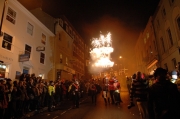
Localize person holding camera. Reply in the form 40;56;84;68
128;71;149;119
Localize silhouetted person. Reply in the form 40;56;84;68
148;68;180;119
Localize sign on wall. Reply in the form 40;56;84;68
18;54;29;62
36;46;45;51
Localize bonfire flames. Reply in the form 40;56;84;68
90;32;114;68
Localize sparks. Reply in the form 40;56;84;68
90;32;114;68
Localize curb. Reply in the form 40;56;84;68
22;94;89;118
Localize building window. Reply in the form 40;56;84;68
40;52;45;64
146;32;149;39
6;7;16;24
67;40;70;48
144;38;146;44
164;63;168;71
69;27;72;35
60;54;62;63
162;7;166;17
2;33;13;50
27;22;34;36
41;33;46;45
169;0;175;6
157;19;160;29
153;40;157;51
59;33;61;40
177;17;180;30
167;28;173;46
25;44;31;58
64;23;69;33
160;37;165;53
59;18;63;27
172;58;177;69
66;57;68;65
23;67;29;74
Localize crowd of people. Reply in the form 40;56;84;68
0;74;88;119
127;67;180;119
1;67;180;119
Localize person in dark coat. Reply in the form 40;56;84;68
90;80;97;105
71;80;80;108
148;67;180;119
129;71;149;119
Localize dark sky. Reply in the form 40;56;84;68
18;0;160;67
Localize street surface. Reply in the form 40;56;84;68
28;91;141;119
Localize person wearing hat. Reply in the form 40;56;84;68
148;67;180;119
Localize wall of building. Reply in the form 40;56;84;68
153;0;180;72
0;0;54;80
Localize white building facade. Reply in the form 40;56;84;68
0;0;54;80
153;0;180;72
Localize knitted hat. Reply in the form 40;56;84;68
154;67;167;78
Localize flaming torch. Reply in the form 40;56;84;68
90;32;114;68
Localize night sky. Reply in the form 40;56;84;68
18;0;160;71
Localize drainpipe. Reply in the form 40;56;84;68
53;19;58;81
0;0;7;37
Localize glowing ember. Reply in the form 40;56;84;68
90;32;114;67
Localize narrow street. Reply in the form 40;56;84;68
27;91;140;119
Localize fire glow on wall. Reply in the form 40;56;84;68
90;32;114;68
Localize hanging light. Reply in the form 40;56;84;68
2;65;6;69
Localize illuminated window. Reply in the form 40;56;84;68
40;52;45;64
27;22;34;36
2;33;13;51
6;7;16;24
25;44;31;58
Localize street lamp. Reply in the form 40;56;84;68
118;56;128;75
